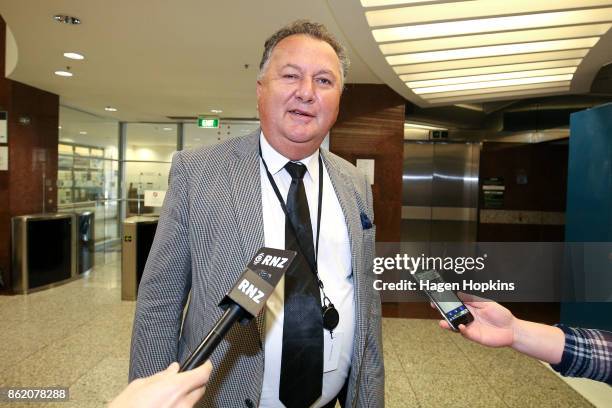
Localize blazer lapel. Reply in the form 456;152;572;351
320;150;367;366
228;129;267;343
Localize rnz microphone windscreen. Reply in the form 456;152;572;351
180;247;296;371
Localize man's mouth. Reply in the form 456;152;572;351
288;109;315;118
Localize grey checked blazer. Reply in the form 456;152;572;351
129;129;384;407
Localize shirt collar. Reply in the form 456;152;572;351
260;131;319;183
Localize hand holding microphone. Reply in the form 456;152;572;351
110;361;212;408
180;247;297;372
113;247;296;408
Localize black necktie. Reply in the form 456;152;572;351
279;161;323;408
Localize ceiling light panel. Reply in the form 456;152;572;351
361;0;465;6
420;81;572;99
386;37;599;65
366;0;612;27
404;122;448;130
379;24;612;55
425;86;571;104
393;50;589;74
399;59;582;81
454;104;484;112
371;7;612;42
361;0;611;105
407;67;577;88
63;52;85;60
414;74;573;94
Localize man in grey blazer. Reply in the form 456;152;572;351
129;20;383;407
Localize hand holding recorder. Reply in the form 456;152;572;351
435;292;564;363
436;292;514;348
412;269;474;331
435;293;612;385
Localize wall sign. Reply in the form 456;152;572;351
0;111;7;143
482;177;505;209
0;146;8;171
144;190;166;207
356;159;375;185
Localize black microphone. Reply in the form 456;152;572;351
179;247;297;372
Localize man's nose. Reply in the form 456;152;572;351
295;78;314;103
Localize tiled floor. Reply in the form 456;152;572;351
0;255;607;407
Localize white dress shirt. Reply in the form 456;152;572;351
258;133;355;408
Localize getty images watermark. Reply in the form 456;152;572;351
372;252;515;294
369;242;612;303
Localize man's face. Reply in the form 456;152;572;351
257;34;342;160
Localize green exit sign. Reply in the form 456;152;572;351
197;117;219;128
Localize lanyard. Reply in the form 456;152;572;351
259;142;340;334
258;143;323;281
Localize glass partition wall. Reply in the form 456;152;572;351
183;120;259;149
124;123;176;217
57;108;259;265
123;120;259;216
58;106;120;265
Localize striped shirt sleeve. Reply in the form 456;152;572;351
550;325;612;385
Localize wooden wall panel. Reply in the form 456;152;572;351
478;142;568;242
0;16;10;290
0;17;59;293
330;84;404;242
8;82;59;216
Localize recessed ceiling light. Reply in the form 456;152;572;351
211;109;223;114
163;127;173;131
399;59;583;82
454;104;484;112
54;70;73;77
105;106;117;112
361;0;434;6
420;80;572;99
404;122;447;130
79;131;87;135
413;74;574;95
53;15;81;25
407;67;577;89
425;86;570;104
392;49;589;75
386;37;600;65
379;23;612;55
63;52;84;60
368;4;612;31
58;126;62;129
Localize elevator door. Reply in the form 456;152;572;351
402;141;480;242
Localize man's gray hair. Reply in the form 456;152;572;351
258;20;350;86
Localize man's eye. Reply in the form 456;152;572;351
283;74;298;79
317;78;332;85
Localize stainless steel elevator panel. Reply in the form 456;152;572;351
432;143;479;208
402;141;480;242
402;143;434;241
403;142;433;207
